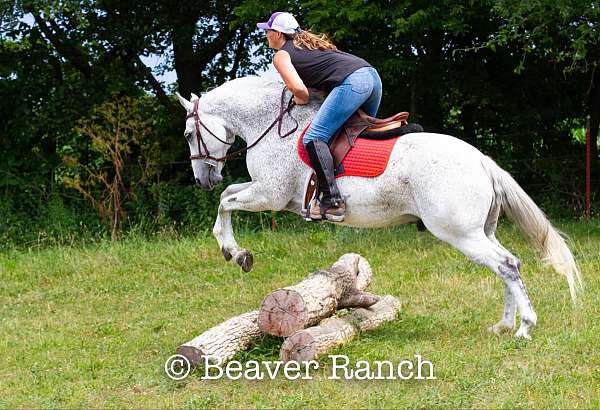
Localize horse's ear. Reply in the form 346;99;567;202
190;92;200;102
176;92;193;111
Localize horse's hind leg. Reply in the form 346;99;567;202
484;203;517;334
462;234;536;338
490;284;517;334
427;225;537;339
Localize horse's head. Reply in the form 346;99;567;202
176;92;232;190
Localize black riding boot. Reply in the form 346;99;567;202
305;140;346;222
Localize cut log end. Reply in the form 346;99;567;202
280;331;317;362
175;345;204;367
258;289;308;336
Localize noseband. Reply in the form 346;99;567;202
185;88;298;164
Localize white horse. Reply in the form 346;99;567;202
176;75;582;339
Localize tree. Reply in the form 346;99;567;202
0;0;269;241
60;96;159;240
491;0;600;190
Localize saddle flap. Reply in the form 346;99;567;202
297;126;400;179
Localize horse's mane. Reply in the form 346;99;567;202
200;74;323;119
202;75;284;101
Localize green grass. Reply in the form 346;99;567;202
1;219;599;408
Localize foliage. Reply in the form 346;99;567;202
1;0;598;246
489;0;600;184
59;96;160;240
491;0;599;72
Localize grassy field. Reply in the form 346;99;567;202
1;219;599;408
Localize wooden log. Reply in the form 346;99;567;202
176;310;262;367
279;295;401;362
258;253;380;337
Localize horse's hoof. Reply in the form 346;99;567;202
236;250;253;272
488;321;514;335
514;328;532;340
221;247;232;261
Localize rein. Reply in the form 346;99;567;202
186;87;298;164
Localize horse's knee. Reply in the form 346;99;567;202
212;216;225;238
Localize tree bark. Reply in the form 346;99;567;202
172;17;204;99
29;12;93;79
280;295;401;362
258;254;380;337
421;29;444;132
176;310;262;367
228;28;248;80
589;65;600;194
462;103;476;147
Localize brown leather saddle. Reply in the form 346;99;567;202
301;109;420;219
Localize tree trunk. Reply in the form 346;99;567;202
258;254;379;337
280;295;401;362
176;310;262;367
172;18;204;98
228;28;248;80
422;30;444;132
589;66;600;196
462;104;476;147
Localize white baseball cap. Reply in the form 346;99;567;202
256;12;300;34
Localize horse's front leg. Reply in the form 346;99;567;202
212;182;254;263
212;182;271;272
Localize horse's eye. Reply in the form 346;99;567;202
184;132;192;141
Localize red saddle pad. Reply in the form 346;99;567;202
297;123;400;178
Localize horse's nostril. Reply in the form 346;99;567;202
195;178;202;187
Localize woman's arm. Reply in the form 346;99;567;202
273;50;309;105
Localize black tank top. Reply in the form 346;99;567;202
280;40;371;92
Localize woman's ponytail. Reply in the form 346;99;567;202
284;30;337;51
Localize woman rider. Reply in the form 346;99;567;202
257;12;382;222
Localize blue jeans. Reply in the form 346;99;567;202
303;66;382;145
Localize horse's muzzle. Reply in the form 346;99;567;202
195;167;223;190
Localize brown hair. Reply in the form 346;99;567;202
283;30;337;51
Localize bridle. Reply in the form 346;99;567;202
186;99;232;164
185;87;298;165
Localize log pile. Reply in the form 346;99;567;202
176;253;400;366
258;253;381;337
280;295;401;362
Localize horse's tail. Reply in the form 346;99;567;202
481;155;583;302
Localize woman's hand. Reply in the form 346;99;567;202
293;93;309;105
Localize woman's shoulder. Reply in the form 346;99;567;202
273;49;291;63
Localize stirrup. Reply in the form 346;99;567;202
302;198;323;222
